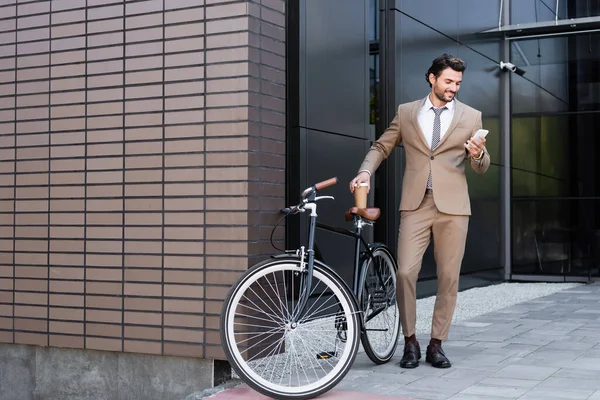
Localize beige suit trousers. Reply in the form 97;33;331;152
396;190;469;341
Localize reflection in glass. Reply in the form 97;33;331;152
511;32;600;277
511;0;600;25
370;54;379;127
369;0;379;42
392;5;502;282
369;0;380;132
511;0;566;25
512;199;600;277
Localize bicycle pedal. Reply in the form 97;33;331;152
372;289;387;303
316;351;336;359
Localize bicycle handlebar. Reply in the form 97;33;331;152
282;177;339;215
314;177;338;191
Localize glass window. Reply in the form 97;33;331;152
512;0;600;25
510;31;600;276
369;0;379;42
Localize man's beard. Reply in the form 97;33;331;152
434;87;455;103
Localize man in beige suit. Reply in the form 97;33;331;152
350;54;490;369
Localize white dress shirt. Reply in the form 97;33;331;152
418;96;455;149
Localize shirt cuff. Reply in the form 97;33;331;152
358;169;372;177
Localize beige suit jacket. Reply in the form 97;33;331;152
359;97;490;216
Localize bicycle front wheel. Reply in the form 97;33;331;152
220;259;360;400
359;245;401;364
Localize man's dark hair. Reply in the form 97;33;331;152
425;53;466;87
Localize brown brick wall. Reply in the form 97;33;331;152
0;0;285;360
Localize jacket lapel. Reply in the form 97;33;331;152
411;97;430;150
435;99;464;152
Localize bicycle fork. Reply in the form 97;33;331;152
290;204;317;325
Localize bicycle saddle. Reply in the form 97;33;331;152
344;207;381;222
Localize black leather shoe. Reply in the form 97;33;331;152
426;343;451;368
399;341;421;369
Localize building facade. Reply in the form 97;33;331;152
0;0;599;399
287;0;600;298
0;0;285;398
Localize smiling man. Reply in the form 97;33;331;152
350;54;490;369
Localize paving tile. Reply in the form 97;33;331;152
559;357;600;371
443;341;478;347
574;309;600;314
459;352;512;366
403;376;477;393
505;333;568;346
392;364;454;379
446;395;518;400
491;364;559;380
453;322;492;328
519;386;594;399
536;376;600;391
450;360;506;372
358;370;426;386
544;339;598;350
464;332;519;342
438;347;482;361
388;386;459;400
571;328;600;338
458;383;530;398
521;348;586;363
493;343;540;357
465;341;506;350
440;367;494;382
476;377;541;389
588;391;600;400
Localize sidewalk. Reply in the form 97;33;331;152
209;283;600;400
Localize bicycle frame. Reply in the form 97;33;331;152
316;219;394;329
289;188;382;325
315;220;374;296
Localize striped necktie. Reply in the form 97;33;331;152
427;106;447;189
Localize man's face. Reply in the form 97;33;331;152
430;67;462;103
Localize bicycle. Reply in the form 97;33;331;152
220;177;400;400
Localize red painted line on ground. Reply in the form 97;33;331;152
208;385;417;400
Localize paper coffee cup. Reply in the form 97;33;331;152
353;183;368;208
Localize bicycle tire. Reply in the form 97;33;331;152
220;258;360;400
358;244;401;364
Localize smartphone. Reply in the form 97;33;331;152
465;129;489;151
472;129;489;140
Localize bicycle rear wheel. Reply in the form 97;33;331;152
358;245;401;364
220;258;360;400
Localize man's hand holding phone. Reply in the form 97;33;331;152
465;129;487;159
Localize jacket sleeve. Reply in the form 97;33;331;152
469;111;490;174
358;107;403;175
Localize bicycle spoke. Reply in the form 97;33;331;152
240;294;286;327
241;331;285;362
300;299;344;325
271;270;291;321
254;274;290;322
234;324;283;343
296;332;329;379
246;286;286;324
233;313;285;328
250;334;288;375
266;336;287;383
